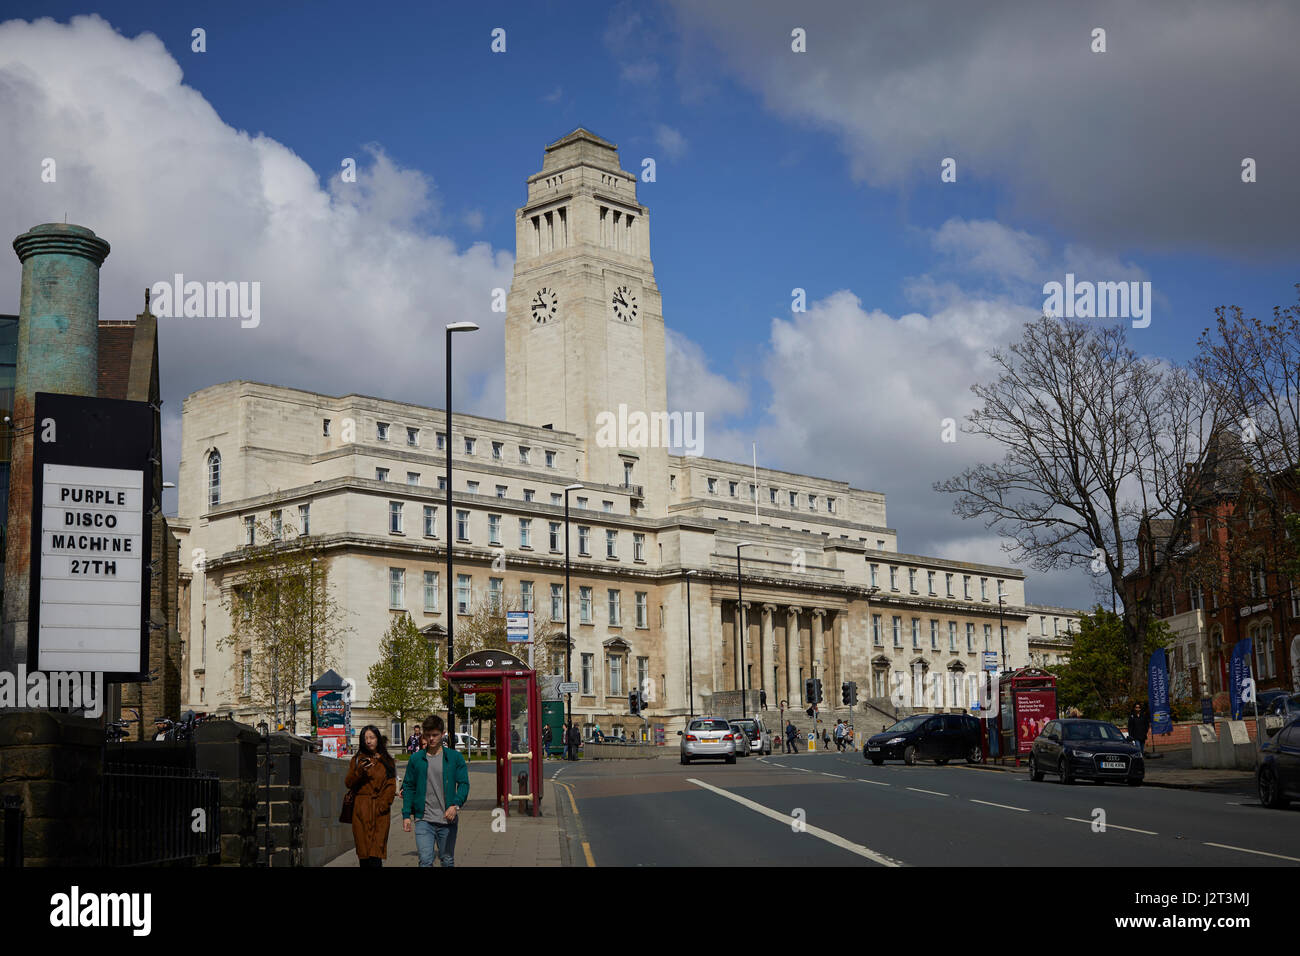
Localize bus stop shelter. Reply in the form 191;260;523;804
997;666;1058;766
444;648;543;818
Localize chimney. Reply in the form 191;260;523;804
2;223;111;669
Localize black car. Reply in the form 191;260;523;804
1029;718;1143;786
864;713;982;766
1257;714;1300;810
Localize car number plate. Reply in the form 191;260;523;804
868;746;880;751
1101;760;1124;769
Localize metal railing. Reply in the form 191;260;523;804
101;763;221;866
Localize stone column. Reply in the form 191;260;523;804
738;600;752;696
810;608;825;695
4;223;111;670
708;601;723;702
761;604;776;706
786;607;803;704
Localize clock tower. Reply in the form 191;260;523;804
505;129;669;513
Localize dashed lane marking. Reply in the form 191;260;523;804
686;777;905;867
1065;817;1157;836
970;799;1029;812
907;787;949;797
1203;842;1300;863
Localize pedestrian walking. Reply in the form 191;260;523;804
344;725;397;867
784;721;798;753
1127;702;1150;755
542;723;553;758
401;715;470;867
847;726;856;751
566;720;580;760
405;729;422;754
822;728;831;750
834;720;845;752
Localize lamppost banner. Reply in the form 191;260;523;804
1148;648;1172;735
1228;638;1253;720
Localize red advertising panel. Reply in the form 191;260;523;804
315;688;348;756
1014;689;1057;754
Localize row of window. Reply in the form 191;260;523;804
571;650;650;698
870;566;1008;604
871;615;1007;654
326;419;560;469
703;476;837;514
375;472;620;514
388;569;652;628
385;502;647;558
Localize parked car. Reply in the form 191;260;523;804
729;721;753;756
864;713;982;766
1257;714;1300;809
1029;718;1143;786
1264;693;1300;721
453;732;490;754
679;717;738;765
729;717;772;755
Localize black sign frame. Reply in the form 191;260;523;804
29;391;154;682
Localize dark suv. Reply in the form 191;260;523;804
865;713;982;765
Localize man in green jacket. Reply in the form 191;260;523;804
402;715;471;866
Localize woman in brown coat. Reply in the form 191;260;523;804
345;725;397;866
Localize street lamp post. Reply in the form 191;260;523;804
997;589;1007;668
736;542;757;721
310;556;318;734
444;322;479;746
564;483;583;744
685;570;698;719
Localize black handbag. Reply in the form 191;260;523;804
339;789;355;824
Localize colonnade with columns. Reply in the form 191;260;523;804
713;600;846;707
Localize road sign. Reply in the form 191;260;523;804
506;610;532;643
557;681;580;694
464;693;476;708
983;651;999;672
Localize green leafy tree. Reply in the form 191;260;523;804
218;513;348;728
1053;606;1172;721
367;612;440;729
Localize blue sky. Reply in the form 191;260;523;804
2;1;1297;608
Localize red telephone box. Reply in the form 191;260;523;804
444;648;543;818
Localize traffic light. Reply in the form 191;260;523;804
628;689;639;715
637;690;647;713
848;681;858;706
842;682;851;705
813;678;823;704
806;706;815;718
804;678;816;703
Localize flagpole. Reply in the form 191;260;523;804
752;442;759;520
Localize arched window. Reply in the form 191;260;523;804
208;449;222;507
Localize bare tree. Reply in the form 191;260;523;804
218;514;348;727
934;316;1226;690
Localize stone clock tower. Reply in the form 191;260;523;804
505;129;669;513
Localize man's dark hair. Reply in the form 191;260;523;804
422;714;445;733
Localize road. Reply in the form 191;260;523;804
547;749;1300;867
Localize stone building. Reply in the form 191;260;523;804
175;130;1078;742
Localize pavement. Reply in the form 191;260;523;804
325;762;564;867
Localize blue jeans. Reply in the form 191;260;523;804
414;818;458;867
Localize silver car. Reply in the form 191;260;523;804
729;722;752;757
679;717;738;765
729;717;772;755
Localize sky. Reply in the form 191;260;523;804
1;1;1297;610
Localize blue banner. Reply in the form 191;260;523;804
1148;649;1173;735
1228;638;1253;720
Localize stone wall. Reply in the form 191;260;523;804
0;711;102;867
301;752;353;866
582;741;662;760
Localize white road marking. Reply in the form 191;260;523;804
907;787;949;797
1065;817;1157;836
856;778;891;787
1203;842;1300;863
970;799;1029;812
686;778;904;867
822;772;845;778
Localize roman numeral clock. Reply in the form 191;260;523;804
531;286;558;324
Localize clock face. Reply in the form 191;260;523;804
531;287;558;324
612;285;638;322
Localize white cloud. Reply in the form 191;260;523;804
0;15;514;500
654;124;688;160
463;209;485;232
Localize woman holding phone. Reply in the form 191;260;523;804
345;725;397;867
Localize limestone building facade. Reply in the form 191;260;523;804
175;130;1076;742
